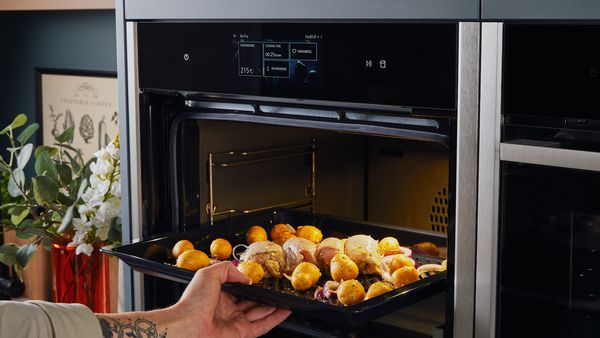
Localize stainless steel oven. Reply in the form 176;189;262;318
114;1;480;337
477;23;600;338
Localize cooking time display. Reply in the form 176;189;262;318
236;33;321;82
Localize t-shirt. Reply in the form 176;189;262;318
0;300;103;338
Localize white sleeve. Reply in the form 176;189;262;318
27;300;104;338
0;301;54;338
0;300;103;338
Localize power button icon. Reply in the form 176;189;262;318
183;53;190;61
379;59;386;69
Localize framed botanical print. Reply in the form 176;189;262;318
36;69;118;161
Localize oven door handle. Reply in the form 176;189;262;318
500;142;600;172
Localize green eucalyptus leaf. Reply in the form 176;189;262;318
22;227;52;238
64;150;81;173
77;179;88;200
16;123;39;144
0;243;19;266
51;211;61;222
35;151;58;178
53;143;80;154
32;175;59;205
7;168;24;198
0;114;27;135
15;229;33;240
8;205;25;216
34;146;59;158
13;265;24;281
16;243;37;268
10;207;29;225
57;192;74;207
18;218;38;229
16;143;33;170
56;163;72;184
55;127;74;144
58;205;74;233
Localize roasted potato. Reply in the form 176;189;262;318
388;254;414;273
237;261;265;284
271;223;296;245
378;237;400;256
210;238;232;260
176;250;209;271
172;240;194;258
391;266;419;288
291;272;313;291
337;279;365;306
412;242;440;256
276;231;296;245
293;262;321;285
246;225;268;244
296;225;323;244
365;282;393;300
330;253;359;282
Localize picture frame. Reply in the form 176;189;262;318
35;68;118;161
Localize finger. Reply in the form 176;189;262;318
244;305;277;322
224;262;252;284
247;308;292;337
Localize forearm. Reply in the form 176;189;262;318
96;305;188;338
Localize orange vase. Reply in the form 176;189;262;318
51;243;110;313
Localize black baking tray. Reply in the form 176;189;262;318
102;209;447;326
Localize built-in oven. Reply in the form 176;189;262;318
477;23;600;337
113;2;480;337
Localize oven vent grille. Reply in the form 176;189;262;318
430;187;448;233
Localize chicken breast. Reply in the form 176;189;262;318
315;237;344;269
239;241;285;278
344;234;383;275
282;237;317;273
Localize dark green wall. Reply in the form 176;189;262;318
0;10;116;149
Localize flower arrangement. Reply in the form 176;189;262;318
0;114;121;278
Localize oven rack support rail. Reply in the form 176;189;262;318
206;140;317;224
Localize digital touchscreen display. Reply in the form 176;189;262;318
234;32;323;87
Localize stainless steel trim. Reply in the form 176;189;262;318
500;143;600;172
124;0;478;20
476;22;503;338
126;21;145;311
454;22;480;338
115;0;133;313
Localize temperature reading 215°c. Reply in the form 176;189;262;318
240;67;255;75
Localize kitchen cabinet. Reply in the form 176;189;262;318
482;0;600;20
124;0;479;20
0;0;113;11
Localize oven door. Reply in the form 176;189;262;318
496;146;600;338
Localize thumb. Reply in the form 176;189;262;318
218;261;251;285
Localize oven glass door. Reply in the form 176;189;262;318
497;162;600;337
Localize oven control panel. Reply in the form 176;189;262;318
138;23;457;111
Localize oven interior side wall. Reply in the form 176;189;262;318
196;120;366;225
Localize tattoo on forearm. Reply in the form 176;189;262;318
98;317;167;338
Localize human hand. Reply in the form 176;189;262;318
174;261;291;338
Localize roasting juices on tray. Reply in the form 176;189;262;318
168;223;447;306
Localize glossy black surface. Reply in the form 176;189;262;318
502;24;600;151
498;163;600;337
138;23;457;111
104;209;447;326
